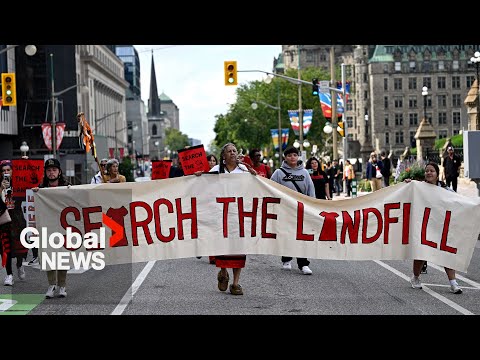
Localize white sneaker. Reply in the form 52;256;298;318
410;276;422;289
17;266;25;280
450;283;462;294
301;266;313;275
58;287;67;298
4;274;13;286
45;285;57;298
282;261;292;270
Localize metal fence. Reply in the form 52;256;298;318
424;147;463;164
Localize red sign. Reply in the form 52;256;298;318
177;144;209;175
11;159;44;198
151;160;172;180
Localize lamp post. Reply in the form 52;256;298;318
470;51;480;130
20;141;29;158
297;45;304;152
422;86;428;122
0;45;37;56
251;95;282;159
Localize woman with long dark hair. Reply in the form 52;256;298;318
305;157;331;200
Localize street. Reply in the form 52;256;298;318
1;178;479;315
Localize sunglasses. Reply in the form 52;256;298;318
100;164;107;167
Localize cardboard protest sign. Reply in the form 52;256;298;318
11;159;44;198
151;160;172;180
177;144;209;175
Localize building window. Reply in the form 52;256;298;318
384;114;389;126
438;60;444;71
394;97;403;108
320;51;326;61
453;60;459;70
438;112;447;125
408;78;417;90
438;77;446;89
423;77;431;89
467;76;475;88
409;61;416;72
395;62;401;72
426;96;432;108
423;61;431;72
395;113;403;126
306;50;314;62
346;98;353;111
437;95;447;107
363;73;368;83
384;78;388;91
410;131;416;147
347;134;354;140
395;131;404;144
453;129;460;136
409;113;418;126
409;96;417;108
385;132;390;144
384;96;389;109
394;78;402;90
438;130;448;139
452;76;460;89
364;90;368;100
452;112;461;125
383;64;389;73
452;94;461;107
152;124;157;136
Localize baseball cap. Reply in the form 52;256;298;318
447;146;453;151
45;158;61;169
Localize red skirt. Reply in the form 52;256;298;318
215;255;246;269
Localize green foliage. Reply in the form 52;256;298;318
358;178;371;192
119;157;134;182
213;66;338;158
434;133;463;150
398;163;425;182
165;128;190;152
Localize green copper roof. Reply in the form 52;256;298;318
369;45;480;63
159;92;172;101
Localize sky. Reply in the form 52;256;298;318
134;45;282;147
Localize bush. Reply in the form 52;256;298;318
398;163;425;182
358;178;372;192
119;157;135;182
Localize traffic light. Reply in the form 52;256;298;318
312;78;319;96
224;61;238;86
1;73;16;106
337;120;345;137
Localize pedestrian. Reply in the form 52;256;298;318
343;159;354;197
248;148;272;179
103;159;126;183
194;143;257;295
380;151;391;187
90;158;108;184
405;161;462;294
305;157;331;200
325;161;335;199
332;159;343;196
443;146;461;192
270;146;315;275
1;160;28;286
365;152;384;192
32;158;72;298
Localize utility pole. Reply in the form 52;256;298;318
297;45;303;152
50;53;57;158
330;47;338;161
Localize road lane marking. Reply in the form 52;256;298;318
374;260;475;315
427;262;480;289
110;261;156;315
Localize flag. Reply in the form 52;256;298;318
288;110;299;135
270;128;289;151
41;123;66;151
303;109;313;136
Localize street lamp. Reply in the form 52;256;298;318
251;96;282;159
20;141;29;158
0;45;37;56
422;86;428;122
470;51;480;130
154;141;160;160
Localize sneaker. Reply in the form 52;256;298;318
196;256;202;259
301;266;313;275
450;283;462;294
17;266;25;280
3;274;13;286
421;262;428;274
45;285;57;299
58;287;67;298
282;261;292;270
28;257;38;265
410;276;422;289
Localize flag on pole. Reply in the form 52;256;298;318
288;110;299;135
270;128;289;151
303;109;313;136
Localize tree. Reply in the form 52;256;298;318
119;157;135;182
165;128;190;153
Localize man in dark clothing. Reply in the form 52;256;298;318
443;146;461;192
380;151;391;187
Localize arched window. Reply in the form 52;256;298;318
152;124;157;136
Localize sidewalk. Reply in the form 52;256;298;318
331;177;479;201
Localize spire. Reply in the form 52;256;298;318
148;52;161;117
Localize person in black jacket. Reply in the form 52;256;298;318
443;146;461;192
380;151;391;187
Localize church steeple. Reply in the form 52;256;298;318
148;51;162;117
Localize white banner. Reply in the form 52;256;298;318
33;176;480;272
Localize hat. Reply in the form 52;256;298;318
283;146;300;157
44;158;61;169
447;146;453;151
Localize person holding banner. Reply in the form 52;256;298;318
90;158;108;184
195;143;256;295
1;160;29;286
406;162;462;294
248;149;272;179
32;158;72;298
271;146;315;275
